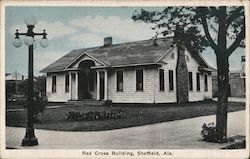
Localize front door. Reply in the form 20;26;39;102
78;71;91;99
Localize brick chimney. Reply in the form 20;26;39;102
174;26;189;104
176;43;189;104
104;37;112;46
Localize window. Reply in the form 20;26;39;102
117;70;123;91
169;70;174;91
65;74;69;93
159;69;164;91
52;75;56;93
136;69;143;91
205;74;208;92
196;73;200;91
189;72;193;91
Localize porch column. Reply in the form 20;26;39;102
104;70;108;100
69;72;72;100
96;70;100;100
75;71;78;100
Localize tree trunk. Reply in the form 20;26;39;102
215;6;229;143
216;54;229;143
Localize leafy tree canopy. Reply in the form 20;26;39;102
132;7;245;56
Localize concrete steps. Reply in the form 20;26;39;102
66;99;105;106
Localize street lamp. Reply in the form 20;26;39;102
13;16;49;146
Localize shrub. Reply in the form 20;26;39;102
201;122;218;142
24;92;47;122
33;93;47;115
66;110;124;121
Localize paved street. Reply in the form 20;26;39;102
6;110;245;149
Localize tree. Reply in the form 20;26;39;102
132;6;245;142
20;75;47;121
33;75;47;122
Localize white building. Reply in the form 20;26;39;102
41;36;213;103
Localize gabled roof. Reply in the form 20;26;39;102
40;48;89;73
40;37;211;73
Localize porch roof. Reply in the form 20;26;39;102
40;37;211;73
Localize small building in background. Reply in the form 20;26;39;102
5;71;46;102
212;56;246;98
5;71;27;102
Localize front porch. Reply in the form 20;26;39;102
67;60;108;101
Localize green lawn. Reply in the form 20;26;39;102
6;101;245;131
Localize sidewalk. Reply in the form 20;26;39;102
7;97;245;112
6;104;69;112
213;97;245;103
6;111;246;149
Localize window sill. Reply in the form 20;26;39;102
116;90;123;92
136;90;144;92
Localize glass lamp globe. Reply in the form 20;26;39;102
24;16;37;26
13;38;22;48
24;36;34;46
40;38;49;48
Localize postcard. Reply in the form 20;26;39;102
1;0;249;158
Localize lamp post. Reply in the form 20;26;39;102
13;16;49;146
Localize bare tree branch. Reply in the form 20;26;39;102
201;16;218;51
227;27;245;57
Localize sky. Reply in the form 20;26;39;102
5;6;245;76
